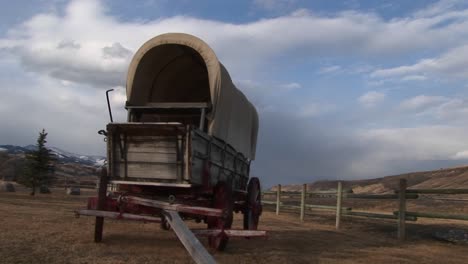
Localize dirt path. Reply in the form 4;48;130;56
0;190;467;263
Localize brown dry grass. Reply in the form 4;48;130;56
1;189;468;263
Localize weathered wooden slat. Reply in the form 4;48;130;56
263;201;352;211
262;190;353;196
403;211;468;221
399;189;468;194
345;211;417;221
127;196;223;217
126;102;210;109
344;193;419;199
78;209;162;222
110;181;191;188
300;184;306;222
117;163;179;180
336;182;343;230
398;179;407;241
191;229;267;237
164;210;216;264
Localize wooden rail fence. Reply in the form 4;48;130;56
262;179;468;241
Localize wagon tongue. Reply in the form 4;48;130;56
76;195;267;264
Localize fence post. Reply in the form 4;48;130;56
335;181;343;230
276;184;281;215
398;178;407;241
300;184;307;221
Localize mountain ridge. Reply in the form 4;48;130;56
0;144;105;167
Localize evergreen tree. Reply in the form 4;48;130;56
18;129;55;195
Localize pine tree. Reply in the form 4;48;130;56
19;129;55;195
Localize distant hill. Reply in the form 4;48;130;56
271;165;468;194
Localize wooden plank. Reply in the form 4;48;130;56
110;181;192;188
345;211;417;221
164;210;216;264
95;168;108;243
305;204;352;211
276;184;281;215
405;211;468;221
300;184;306;222
263;190;353;196
402;189;468;194
78;210;161;222
126;102;210;109
117;163;178;180
127;196;223;217
398;179;407;241
336;182;343;230
345;193;419;199
191;229;267;237
262;201;352;211
309;190;353;195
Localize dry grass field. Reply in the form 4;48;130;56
1;187;468;264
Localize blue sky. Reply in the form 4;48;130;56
1;0;468;187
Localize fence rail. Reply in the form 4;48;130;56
263;179;468;241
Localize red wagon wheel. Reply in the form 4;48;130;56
207;182;233;251
243;177;262;230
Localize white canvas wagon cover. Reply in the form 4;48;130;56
126;33;258;159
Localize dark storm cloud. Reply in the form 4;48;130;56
251;111;366;188
17;48;128;88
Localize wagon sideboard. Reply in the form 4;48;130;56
107;122;250;192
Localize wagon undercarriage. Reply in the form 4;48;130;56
76;169;265;263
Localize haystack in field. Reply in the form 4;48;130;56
2;182;15;192
66;187;80;195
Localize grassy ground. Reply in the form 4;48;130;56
1;188;467;264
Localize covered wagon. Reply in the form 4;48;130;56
77;33;264;259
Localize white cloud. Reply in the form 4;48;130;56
413;0;467;18
318;65;341;74
451;150;468;160
359;126;468;160
399;95;447;110
398;95;468;124
401;75;427;81
349;125;468;176
3;0;468;88
358;91;385;107
278;82;301;90
371;45;468;81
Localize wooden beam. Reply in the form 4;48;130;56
335;181;343;230
126;102;211;109
300;184;306;222
164;210;216;264
345;211;417;221
191;229;267;237
126;196;223;217
398;179;407;241
405;211;468;221
276;184;281;215
401;189;468;194
345;193;419;199
262;201;352;211
110;180;192;188
95;168;108;243
78;210;161;222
